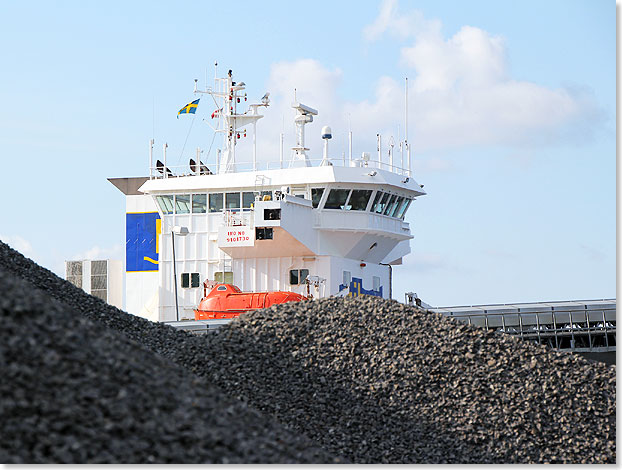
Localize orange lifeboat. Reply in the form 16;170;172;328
194;283;308;320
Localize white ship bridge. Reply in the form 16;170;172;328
110;68;425;322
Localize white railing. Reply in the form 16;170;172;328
223;210;252;228
149;157;412;179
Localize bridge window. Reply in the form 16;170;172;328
290;268;309;285
311;188;324;208
396;198;412;219
181;272;200;288
256;227;273;240
209;193;224;212
214;271;233;284
349;190;373;211
156;195;174;214
343;271;351;285
242;191;255;209
324;189;351;209
370;191;382;213
192;194;207;213
291;186;307;199
225;192;241;210
175;195;191;214
264;209;281;220
390;196;405;217
383;195;397;216
373;276;381;291
372;192;390;214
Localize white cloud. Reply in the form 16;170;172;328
363;0;440;42
249;59;344;164
356;6;603;152
69;244;124;262
0;234;35;258
246;3;601;168
402;25;507;92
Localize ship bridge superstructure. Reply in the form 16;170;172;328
114;68;426;322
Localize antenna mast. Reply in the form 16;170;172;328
405;77;411;176
404;77;408;144
348;114;352;164
194;67;267;173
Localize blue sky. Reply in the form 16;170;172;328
0;0;615;307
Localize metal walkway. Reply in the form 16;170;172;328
423;299;616;353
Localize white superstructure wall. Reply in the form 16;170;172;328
113;166;422;323
156;251;391;322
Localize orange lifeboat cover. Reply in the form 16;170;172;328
194;284;307;320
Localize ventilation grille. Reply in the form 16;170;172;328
67;261;83;275
91;276;107;290
91;260;107;275
66;261;83;289
90;260;107;301
91;290;108;302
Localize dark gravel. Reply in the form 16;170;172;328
210;298;616;463
0;247;336;463
0;240;616;463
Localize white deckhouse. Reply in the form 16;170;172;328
110;68;425;322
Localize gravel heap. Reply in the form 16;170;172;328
0;240;616;463
209;298;616;464
0;251;335;463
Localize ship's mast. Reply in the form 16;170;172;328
291;101;317;167
194;67;268;173
405;77;411;176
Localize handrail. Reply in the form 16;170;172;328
439;307;616;352
445;307;616;320
441;307;616;334
149;157;413;179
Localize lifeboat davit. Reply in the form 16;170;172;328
194;283;307;320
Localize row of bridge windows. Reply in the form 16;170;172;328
317;188;412;218
156;188;412;219
156;191;272;215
